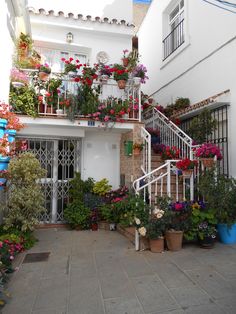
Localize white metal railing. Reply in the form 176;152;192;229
141;126;151;175
17;70;142;122
143;107;197;159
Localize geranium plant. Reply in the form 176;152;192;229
61;57;82;74
161;146;180;160
36;63;51;74
194;143;222;160
176;158;198;170
112;64;129;81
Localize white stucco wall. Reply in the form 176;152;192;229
82;131;121;188
28;0;133;24
138;0;236;176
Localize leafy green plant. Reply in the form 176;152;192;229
9;85;38;117
198;170;236;226
187;109;217;144
69;172;94;203
3;152;46;232
64;201;91;229
164;97;190;117
93;178;111;196
113;64;129;81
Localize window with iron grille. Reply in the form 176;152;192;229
163;0;185;60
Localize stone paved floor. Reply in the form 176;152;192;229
2;228;236;314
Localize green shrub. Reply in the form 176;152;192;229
64;202;91;229
93;178;111;196
3;152;46;232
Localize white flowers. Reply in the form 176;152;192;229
134;217;141;225
138;226;147;237
153;207;165;219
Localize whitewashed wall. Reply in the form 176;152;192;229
28;0;133;24
82;131;121;188
138;0;236;176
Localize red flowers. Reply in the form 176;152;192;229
161;146;180;160
176;158;198;170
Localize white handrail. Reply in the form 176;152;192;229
141;126;151;175
143;107;197;159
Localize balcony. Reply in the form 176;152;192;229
10;70;142;127
163;19;185;61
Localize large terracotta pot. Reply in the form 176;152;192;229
117;80;126;89
182;169;193;177
165;230;183;251
149;237;164;253
39;71;49;81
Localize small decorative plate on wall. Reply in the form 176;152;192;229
96;51;109;64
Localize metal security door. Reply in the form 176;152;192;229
23;138;80;223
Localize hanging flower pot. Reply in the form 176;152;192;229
0;156;10;171
117;80;126;89
201;158;215;168
122;58;129;67
133;147;141;156
0;119;7;139
149;237;164;253
182;169;193;177
39;72;49;81
5;129;16;143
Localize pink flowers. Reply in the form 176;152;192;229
194;143;222;160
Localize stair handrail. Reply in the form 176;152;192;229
141;126;151;174
143;107;197;159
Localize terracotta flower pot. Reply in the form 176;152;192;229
149;237;164;253
39;71;49;81
201;158;215;168
122;57;129;67
165;230;183;251
133;148;141;156
91;223;98;231
117;80;126;89
182;169;193;177
140;236;150;250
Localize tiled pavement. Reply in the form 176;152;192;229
2;228;236;314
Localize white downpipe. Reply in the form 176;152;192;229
135;229;139;251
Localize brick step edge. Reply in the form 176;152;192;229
117;224;135;244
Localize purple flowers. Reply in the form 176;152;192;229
132;64;149;84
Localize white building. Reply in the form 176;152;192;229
7;0;144;223
138;0;236;176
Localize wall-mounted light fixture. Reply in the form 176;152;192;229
66;32;73;43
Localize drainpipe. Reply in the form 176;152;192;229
11;0;31;36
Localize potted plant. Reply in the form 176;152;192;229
36;63;51;81
145;207;168;253
166;200;192;251
185;201;217;248
132;142;144;156
132;64;149;86
61;57;82;75
176;158;198;177
194;143;222;168
64;201;91;230
198;170;236;244
98;64;112;83
122;49;129;67
113;64;129;89
16;33;33;60
10;68;29;88
161;145;180;161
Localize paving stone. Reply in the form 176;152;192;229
68;277;104;314
2;294;37;314
183;303;228;313
132;275;180;313
147;310;184;314
99;269;134;299
169;285;212;308
152;262;195;288
214;295;236;314
167;252;204;270
33;275;69;310
42;258;69;278
32;307;67;314
121;254;154;278
186;268;236;299
213;262;236;280
104;296;144;314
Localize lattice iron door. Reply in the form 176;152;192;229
22;138;80;223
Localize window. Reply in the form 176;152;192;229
163;0;185;60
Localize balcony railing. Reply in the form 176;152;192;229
163;19;185;61
12;70;142;123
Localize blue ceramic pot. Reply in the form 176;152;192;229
0;118;7;139
5;129;16;143
151;135;160;146
0;156;10;171
217;223;236;244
